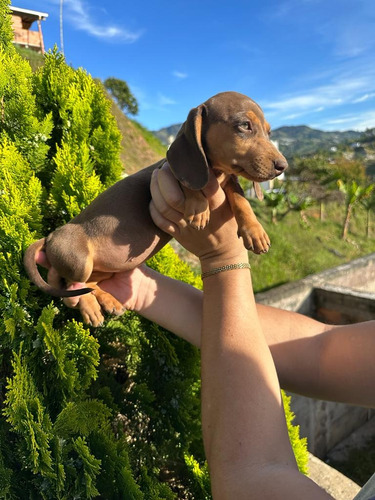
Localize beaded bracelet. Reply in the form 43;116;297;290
201;262;251;279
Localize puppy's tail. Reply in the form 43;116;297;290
23;238;93;298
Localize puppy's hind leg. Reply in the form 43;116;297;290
63;284;125;327
45;225;94;284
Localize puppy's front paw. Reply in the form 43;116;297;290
185;206;211;229
239;222;271;254
183;191;210;229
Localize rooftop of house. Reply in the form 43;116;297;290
10;5;48;23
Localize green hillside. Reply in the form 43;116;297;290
109;98;166;175
271;125;362;157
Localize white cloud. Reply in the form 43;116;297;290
173;71;188;79
262;76;371;114
352;93;375;104
284;113;302;120
312;109;375;131
283;106;325;121
158;94;176;106
62;0;142;42
263;93;338;113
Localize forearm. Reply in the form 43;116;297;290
259;304;375;407
133;265;202;347
200;267;331;498
200;269;295;481
132;267;375;407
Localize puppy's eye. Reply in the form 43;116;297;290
238;121;252;132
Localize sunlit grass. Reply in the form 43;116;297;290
250;201;375;292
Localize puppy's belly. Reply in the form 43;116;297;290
90;232;169;273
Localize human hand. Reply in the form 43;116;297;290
95;266;153;312
149;162;248;271
35;249;151;313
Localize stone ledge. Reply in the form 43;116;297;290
308;453;361;499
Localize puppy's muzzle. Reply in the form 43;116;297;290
274;158;288;176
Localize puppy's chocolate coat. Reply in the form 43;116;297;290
24;91;287;326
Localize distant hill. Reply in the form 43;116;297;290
271;125;362;157
153;123;362;158
152;124;182;147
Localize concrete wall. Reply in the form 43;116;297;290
287;395;374;457
315;286;375;324
256;253;375;318
255;253;375;458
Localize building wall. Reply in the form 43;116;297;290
11;14;42;51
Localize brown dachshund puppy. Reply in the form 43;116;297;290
24;91;287;326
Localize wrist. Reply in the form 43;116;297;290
201;262;251;279
200;249;249;275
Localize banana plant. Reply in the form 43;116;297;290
263;190;287;224
337;180;374;240
287;194;315;227
361;192;375;238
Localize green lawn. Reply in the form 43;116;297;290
249;201;375;292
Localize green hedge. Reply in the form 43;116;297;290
0;2;308;496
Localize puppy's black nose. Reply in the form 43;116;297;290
274;158;288;174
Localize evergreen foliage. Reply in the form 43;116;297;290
0;0;14;53
32;48;122;189
0;15;309;496
282;393;309;475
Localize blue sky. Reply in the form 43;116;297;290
14;0;375;132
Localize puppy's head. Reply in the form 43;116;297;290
167;91;288;190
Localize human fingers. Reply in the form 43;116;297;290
149;199;181;236
155;162;227;220
150;168;187;235
157;162;186;214
201;170;226;210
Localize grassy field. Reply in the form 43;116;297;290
249;201;375;292
174;201;375;293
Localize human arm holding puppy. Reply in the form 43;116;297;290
42;168;375;411
149;163;332;499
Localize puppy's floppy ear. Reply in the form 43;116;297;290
166;104;209;190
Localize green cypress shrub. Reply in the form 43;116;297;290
282;392;309;474
32;49;122;190
0;9;309;495
0;0;14;54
